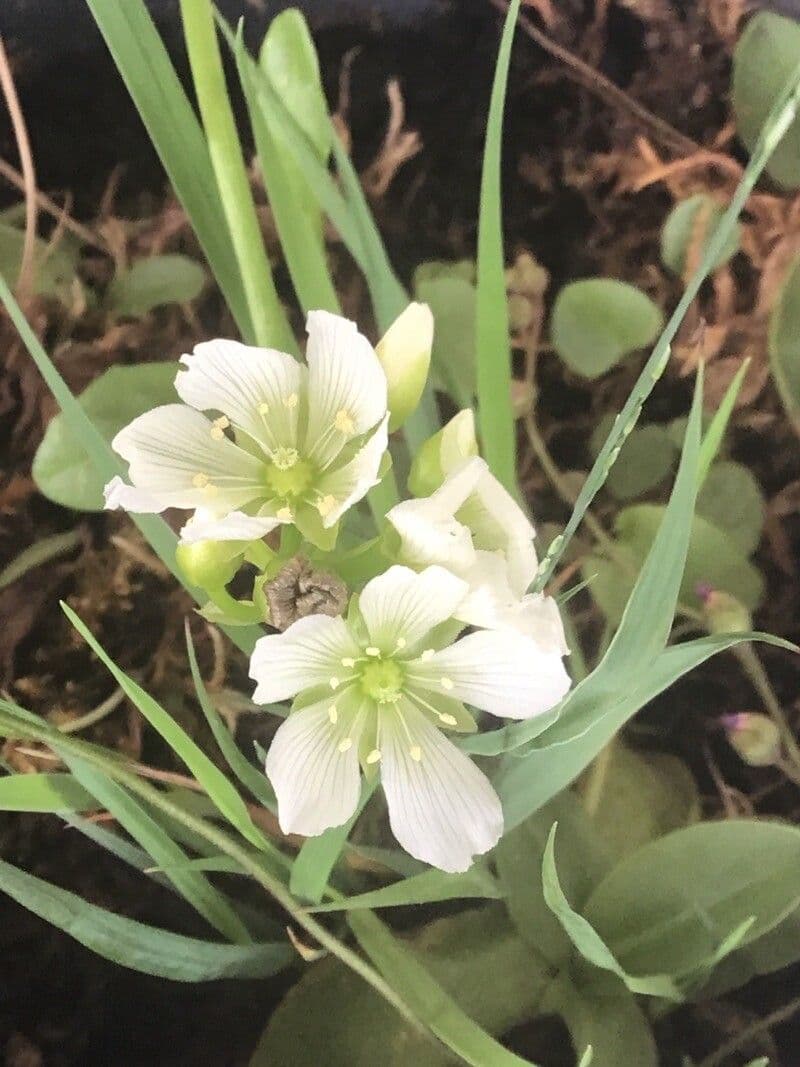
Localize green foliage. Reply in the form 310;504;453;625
660;194;740;276
551;279;663;379
733;13;800;189
33;362;178;511
309;865;501;913
584;820;800;988
0;855;290;981
586;504;764;624
413;260;476;406
696;460;765;555
253;909;545;1067
0;772;94;813
768;250;800;427
0;221;80;299
589;418;678;501
0;529;82;591
106;254;207;316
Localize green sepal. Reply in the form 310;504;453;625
295;504;340;552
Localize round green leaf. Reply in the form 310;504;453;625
551;279;663;379
590;417;678;501
33;362;178;511
733;13;800;189
769;250;800;425
696;461;765;555
107;254;207;317
585;504;764;624
660;194;740;276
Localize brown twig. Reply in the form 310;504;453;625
697;993;800;1067
0;35;38;300
0;157;107;251
488;0;699;156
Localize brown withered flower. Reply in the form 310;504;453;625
263;557;348;631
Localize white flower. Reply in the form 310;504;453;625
104;311;389;548
387;457;569;653
250;565;571;873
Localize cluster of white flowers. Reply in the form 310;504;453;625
106;310;571;872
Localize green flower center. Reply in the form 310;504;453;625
360;658;404;704
265;454;313;498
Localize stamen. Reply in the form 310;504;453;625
282;393;299;410
409;745;422;762
276;506;293;521
439;712;458;727
329;677;340;690
210;415;230;441
273;447;299;471
334;409;355;435
395;637;406;650
440;677;454;691
338;737;353;753
365;647;381;657
316;494;337;518
420;648;435;662
204;483;219;497
258;401;270;415
192;472;209;488
328;705;338;724
366;749;382;765
341;657;356;668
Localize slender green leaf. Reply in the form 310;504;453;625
542;825;681;1000
475;0;520;492
63;604;267;849
696;358;751;486
349;909;541;1067
61;751;251;943
85;0;252;337
0;772;94;813
0;529;82;591
768;249;800;428
289;781;374;904
309;865;501;913
0;855;291;980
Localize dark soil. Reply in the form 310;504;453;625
1;1;799;1064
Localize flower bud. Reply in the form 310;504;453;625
697;585;753;634
175;540;244;591
375;302;433;432
722;712;781;767
408;409;478;496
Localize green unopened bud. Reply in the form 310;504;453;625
408;409;478;496
376;302;433;432
697;585;753;634
175;540;244;591
722;712;781;767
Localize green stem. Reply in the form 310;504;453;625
735;643;800;769
179;0;295;353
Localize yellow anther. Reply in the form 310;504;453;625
276;506;293;521
409;745;422;762
192;472;209;488
316;494;337;518
204;483;219;497
440;677;454;691
338;737;353;753
341;657;356;668
328;706;338;724
395;637;407;650
420;648;435;662
282;393;299;410
329;677;340;690
365;647;381;657
258;401;270;415
210;416;230;441
439;713;458;727
366;749;382;765
334;409;355;434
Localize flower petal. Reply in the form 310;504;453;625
457;468;538;596
265;689;365;836
358;565;468;653
176;339;305;454
314;414;389;527
409;629;570;719
110;404;265;512
303;311;387;468
378;700;503;872
179;508;280;544
250;615;360;704
103;475;165;514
